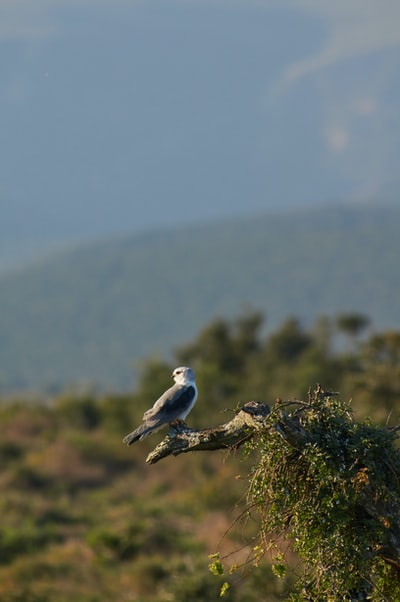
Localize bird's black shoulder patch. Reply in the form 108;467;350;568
169;385;196;413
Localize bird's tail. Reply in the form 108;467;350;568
123;423;151;446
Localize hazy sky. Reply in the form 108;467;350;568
1;0;399;262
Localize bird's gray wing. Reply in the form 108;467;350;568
143;383;196;427
123;383;196;446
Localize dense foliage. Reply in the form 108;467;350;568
0;310;399;600
244;389;400;600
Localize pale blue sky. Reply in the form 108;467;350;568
1;0;399;265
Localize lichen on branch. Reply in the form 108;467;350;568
145;401;271;464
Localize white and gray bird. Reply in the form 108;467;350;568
123;366;198;445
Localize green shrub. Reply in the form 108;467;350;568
242;389;400;600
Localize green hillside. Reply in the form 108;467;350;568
0;202;399;392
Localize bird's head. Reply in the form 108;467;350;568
172;366;195;384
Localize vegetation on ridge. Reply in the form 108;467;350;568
0;203;400;391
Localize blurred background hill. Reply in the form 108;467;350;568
0;202;399;393
1;0;399;393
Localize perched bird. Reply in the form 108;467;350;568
123;366;198;445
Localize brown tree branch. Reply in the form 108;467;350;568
146;401;271;464
145;398;400;465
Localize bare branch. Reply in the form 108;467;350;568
146;401;271;464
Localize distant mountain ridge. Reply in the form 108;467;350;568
0;202;399;393
1;2;399;273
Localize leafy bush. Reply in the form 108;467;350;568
241;388;400;600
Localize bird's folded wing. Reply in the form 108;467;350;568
143;384;196;425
